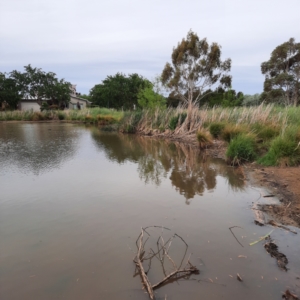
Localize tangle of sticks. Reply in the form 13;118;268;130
133;226;199;299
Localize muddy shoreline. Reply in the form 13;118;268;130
203;138;300;228
154;134;300;228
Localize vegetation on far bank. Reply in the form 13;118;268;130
1;31;299;167
1;104;300;167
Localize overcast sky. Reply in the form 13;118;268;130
1;0;299;95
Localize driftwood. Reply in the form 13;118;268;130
268;220;297;234
252;202;266;226
133;226;199;299
282;289;299;299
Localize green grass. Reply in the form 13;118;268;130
226;133;257;165
258;126;300;166
209;122;225;138
221;124;248;143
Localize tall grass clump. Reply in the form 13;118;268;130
258;126;300;166
250;122;280;141
209;122;225;138
221;124;248;142
196;128;213;149
226;133;257;165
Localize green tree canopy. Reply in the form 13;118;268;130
0;73;22;109
200;87;243;107
137;76;166;109
161;30;232;108
261;38;300;106
90;73;151;109
9;65;71;106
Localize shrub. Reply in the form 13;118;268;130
85;115;95;123
100;124;118;132
31;112;44;121
196;129;213;149
58;112;65;120
226;133;257;165
209;122;225;138
97;115;116;125
221;124;247;142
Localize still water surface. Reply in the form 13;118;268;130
0;123;299;300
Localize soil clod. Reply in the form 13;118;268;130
264;238;288;271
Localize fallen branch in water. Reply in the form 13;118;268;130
229;226;244;247
133;226;199;299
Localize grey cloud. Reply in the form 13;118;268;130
1;0;299;95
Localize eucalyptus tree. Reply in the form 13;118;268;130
161;30;232;109
261;38;300;106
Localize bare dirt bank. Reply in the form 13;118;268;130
245;165;300;227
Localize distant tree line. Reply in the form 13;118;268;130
1;34;299;110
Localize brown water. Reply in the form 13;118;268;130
0;123;299;300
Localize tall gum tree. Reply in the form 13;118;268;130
161;30;232;111
261;38;300;106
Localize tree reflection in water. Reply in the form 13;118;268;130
91;129;245;203
0;123;79;175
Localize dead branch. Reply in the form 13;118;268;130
133;227;199;299
152;266;199;289
134;228;155;299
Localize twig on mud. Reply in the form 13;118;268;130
229;226;244;248
133;227;199;299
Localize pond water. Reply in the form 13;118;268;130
0;123;299;300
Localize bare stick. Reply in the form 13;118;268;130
229;226;244;248
134;229;155;299
152;267;199;289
